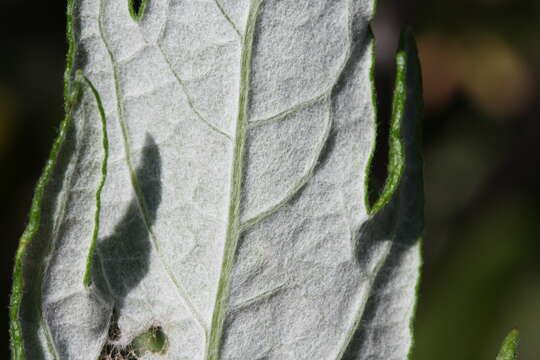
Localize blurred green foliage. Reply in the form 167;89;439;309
1;0;538;358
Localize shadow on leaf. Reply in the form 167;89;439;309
94;134;163;355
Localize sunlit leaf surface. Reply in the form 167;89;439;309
10;1;423;359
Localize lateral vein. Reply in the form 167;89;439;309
240;99;334;231
214;0;242;37
157;44;233;141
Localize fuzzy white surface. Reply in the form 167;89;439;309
22;1;422;359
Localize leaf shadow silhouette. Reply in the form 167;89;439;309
94;133;162;318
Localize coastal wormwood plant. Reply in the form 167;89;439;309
10;0;426;359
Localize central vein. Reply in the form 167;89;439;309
206;1;262;359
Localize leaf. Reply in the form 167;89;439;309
496;330;519;360
10;1;423;360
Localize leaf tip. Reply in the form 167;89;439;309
368;27;423;215
496;329;520;360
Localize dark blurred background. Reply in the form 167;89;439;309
1;0;538;359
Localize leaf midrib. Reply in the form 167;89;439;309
207;1;263;359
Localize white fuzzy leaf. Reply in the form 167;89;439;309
11;1;423;360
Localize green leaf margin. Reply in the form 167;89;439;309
9;1;79;357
